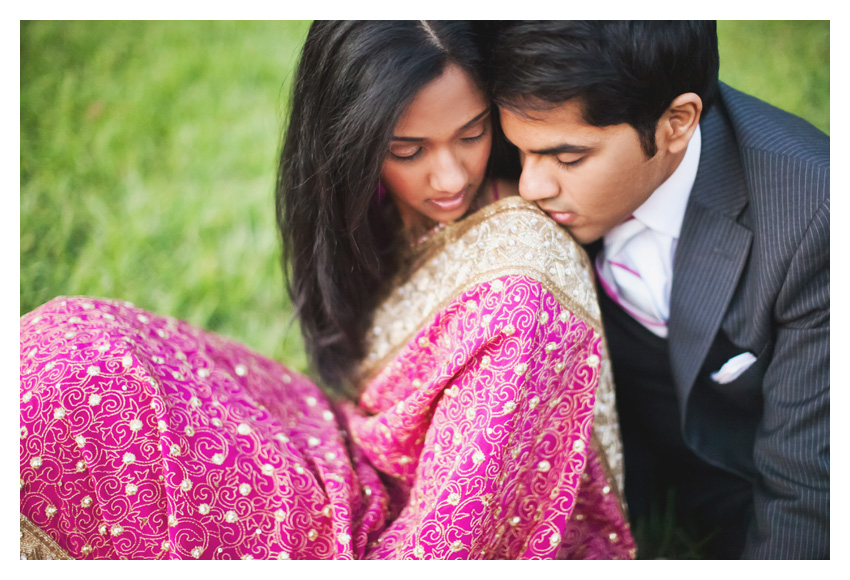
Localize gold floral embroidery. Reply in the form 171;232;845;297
20;195;633;559
360;197;601;379
358;196;624;503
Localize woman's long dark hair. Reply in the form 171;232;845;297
277;21;518;395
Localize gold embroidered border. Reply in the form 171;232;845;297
593;357;625;503
359;196;602;380
357;196;624;497
590;430;627;517
20;513;74;560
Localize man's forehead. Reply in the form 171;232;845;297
499;102;595;149
501;93;587;117
500;99;587;128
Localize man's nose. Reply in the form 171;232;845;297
430;149;467;194
518;156;559;201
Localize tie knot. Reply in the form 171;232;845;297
596;216;674;337
604;218;647;259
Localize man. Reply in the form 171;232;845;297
490;21;828;559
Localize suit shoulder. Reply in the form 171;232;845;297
718;83;829;170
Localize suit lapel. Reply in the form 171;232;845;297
668;100;752;420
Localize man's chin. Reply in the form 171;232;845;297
561;226;600;246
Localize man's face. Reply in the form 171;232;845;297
500;99;673;244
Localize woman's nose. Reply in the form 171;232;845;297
430;149;467;194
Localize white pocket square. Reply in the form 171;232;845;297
711;352;757;384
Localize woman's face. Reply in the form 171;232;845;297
381;64;492;234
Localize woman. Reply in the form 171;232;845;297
20;21;634;559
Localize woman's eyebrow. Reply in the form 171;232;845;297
458;108;490;131
391;108;490;142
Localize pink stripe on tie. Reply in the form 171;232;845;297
595;259;667;328
609;261;642;278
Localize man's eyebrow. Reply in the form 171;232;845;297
530;143;593;156
391;109;490;142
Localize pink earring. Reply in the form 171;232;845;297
376;180;387;204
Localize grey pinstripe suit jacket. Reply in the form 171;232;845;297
669;83;829;558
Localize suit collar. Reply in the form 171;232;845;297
687;96;750;218
667;96;753;418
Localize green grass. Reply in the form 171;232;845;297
19;22;829;557
20;20;828;370
21;21;312;371
718;20;829;134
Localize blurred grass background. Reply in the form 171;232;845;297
20;20;829;378
19;20;829;560
20;21;313;371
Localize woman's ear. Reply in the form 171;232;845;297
658;92;702;155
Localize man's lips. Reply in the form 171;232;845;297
544;210;577;225
428;189;467;211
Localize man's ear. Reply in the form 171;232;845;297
658;92;702;155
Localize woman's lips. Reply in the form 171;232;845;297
546;210;577;225
428;189;467;211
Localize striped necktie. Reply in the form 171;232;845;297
595;216;673;338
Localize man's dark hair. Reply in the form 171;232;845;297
489;21;719;157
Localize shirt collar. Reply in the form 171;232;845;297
631;124;701;239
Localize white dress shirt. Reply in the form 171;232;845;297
596;125;702;337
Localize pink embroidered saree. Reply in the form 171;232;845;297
20;196;635;559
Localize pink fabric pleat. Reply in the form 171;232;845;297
20;288;633;559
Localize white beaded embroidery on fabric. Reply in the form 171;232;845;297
359;196;624;502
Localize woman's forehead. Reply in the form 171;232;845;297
392;65;488;139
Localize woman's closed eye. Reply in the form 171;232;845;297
460;122;489;144
389;122;489;161
460;132;486;144
389;146;423;161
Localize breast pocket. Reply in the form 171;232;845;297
699;333;771;411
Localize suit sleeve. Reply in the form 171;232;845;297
745;198;829;559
